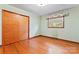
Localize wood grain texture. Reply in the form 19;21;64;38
0;47;3;54
0;36;79;54
3;44;18;54
2;10;29;45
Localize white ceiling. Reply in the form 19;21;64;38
10;4;78;16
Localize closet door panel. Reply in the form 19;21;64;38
16;15;29;40
2;11;20;45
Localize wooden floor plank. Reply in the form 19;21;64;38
4;44;18;54
14;42;30;54
1;36;79;54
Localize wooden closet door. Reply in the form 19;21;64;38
16;14;29;41
2;10;29;45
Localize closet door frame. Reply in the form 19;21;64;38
2;9;30;45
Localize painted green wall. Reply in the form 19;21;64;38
40;6;79;42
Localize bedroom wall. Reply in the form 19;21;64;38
0;4;40;45
40;6;79;42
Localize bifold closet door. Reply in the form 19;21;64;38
2;10;29;45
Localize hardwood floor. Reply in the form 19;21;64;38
0;36;79;54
